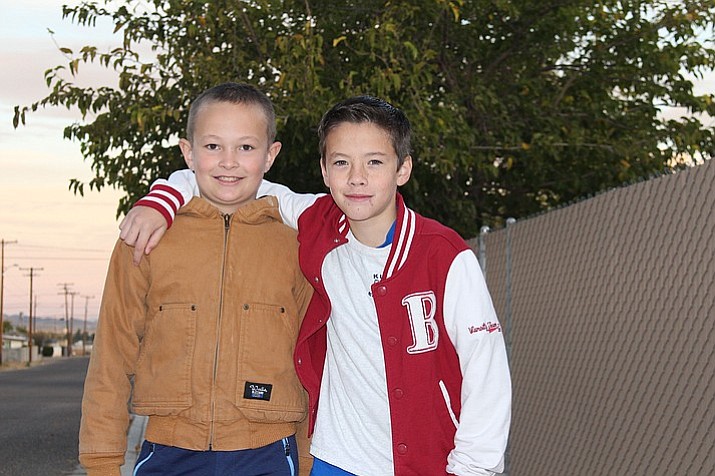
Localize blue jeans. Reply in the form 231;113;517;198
133;435;298;475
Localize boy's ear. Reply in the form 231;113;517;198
396;155;413;186
264;141;282;173
179;138;194;170
320;158;330;189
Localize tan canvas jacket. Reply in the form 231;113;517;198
79;196;313;475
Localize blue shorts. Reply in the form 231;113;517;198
133;435;298;475
310;458;357;476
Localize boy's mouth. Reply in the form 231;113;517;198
215;175;242;183
345;193;371;201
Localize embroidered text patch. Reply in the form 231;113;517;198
243;382;273;401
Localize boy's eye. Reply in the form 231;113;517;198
333;159;348;167
239;144;255;151
205;143;220;151
368;159;384;166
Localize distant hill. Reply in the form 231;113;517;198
2;313;97;334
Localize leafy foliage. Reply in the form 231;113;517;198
14;0;715;236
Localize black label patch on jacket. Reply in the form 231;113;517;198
243;382;273;401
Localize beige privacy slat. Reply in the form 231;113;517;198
471;160;715;475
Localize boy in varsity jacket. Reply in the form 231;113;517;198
120;96;511;475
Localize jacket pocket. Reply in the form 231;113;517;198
235;302;306;423
132;303;197;413
439;380;459;429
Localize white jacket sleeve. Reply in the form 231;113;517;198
135;172;322;230
443;250;512;476
257;180;324;230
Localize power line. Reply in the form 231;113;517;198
10;244;107;252
7;257;108;261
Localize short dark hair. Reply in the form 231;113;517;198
186;82;276;143
317;96;412;166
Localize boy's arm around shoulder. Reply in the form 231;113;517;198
119;174;320;262
79;240;151;474
119;169;198;264
134;169;197;226
258;180;324;230
443;249;511;476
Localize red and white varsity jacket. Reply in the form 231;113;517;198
293;193;511;476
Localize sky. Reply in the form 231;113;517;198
0;1;713;326
0;0;124;324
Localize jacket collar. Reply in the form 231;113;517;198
384;193;416;280
332;192;416;280
180;195;283;225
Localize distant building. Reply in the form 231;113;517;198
2;333;28;349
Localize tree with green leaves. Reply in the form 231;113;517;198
15;0;715;236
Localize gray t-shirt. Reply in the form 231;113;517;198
310;231;394;475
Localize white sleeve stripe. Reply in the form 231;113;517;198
140;196;176;217
148;189;181;210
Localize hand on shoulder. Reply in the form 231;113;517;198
119;206;168;265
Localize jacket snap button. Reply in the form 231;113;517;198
396;443;408;455
333;238;340;243
393;388;404;399
377;285;387;296
387;336;398;346
313;276;320;283
297;358;302;365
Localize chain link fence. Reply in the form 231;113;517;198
470;159;715;475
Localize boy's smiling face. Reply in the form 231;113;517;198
321;121;412;246
180;100;281;215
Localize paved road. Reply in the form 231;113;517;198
0;357;89;475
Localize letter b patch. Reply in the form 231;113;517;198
402;291;439;354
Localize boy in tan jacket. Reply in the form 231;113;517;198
79;83;312;475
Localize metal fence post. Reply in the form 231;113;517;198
505;218;516;361
503;217;516;476
478;226;490;278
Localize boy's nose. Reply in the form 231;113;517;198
348;165;367;185
218;152;239;168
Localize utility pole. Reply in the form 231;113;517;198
33;294;38;352
1;239;18;366
58;283;74;357
33;294;37;333
69;291;77;356
19;267;42;364
81;295;94;356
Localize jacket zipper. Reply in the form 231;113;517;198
209;213;232;449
